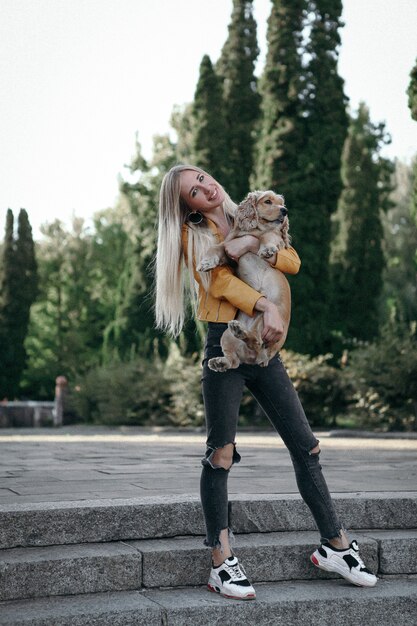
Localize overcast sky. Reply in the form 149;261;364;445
1;0;416;239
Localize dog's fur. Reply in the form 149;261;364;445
197;190;291;372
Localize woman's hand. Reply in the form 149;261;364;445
224;235;259;262
254;297;285;346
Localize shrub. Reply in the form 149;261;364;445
69;346;204;427
344;322;417;431
279;351;352;427
238;351;352;429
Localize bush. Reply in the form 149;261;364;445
69;345;204;427
237;351;352;429
66;324;417;432
344;322;417;431
280;350;352;427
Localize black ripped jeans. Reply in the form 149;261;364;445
200;322;342;549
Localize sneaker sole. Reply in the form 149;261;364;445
310;553;377;588
208;582;256;600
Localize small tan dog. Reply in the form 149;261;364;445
198;190;291;372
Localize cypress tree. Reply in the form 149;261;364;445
407;57;417;121
16;209;38;321
252;0;307;193
253;0;348;354
0;210;17;397
287;0;348;354
382;159;417;324
407;57;417;218
331;103;394;341
216;0;261;201
191;55;229;184
0;209;38;397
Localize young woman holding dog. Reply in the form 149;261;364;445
155;164;377;600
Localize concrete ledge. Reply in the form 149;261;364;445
363;529;417;574
2;528;416;601
129;531;378;588
1;492;416;549
1;579;416;626
146;578;417;626
0;542;142;602
0;590;161;626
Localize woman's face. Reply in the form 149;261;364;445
179;169;225;213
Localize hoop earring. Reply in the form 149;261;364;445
188;211;204;225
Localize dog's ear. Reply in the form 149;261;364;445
281;216;291;248
236;192;259;231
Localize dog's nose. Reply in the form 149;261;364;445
280;207;288;217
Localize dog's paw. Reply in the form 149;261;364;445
208;357;230;372
197;256;220;272
228;320;247;340
258;245;278;259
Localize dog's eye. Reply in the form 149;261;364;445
264;199;272;204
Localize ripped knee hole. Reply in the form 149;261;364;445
309;443;321;455
212;443;235;470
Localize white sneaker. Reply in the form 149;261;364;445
208;555;256;600
311;540;378;587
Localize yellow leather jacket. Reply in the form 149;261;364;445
181;218;301;323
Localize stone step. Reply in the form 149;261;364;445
1;529;416;601
0;542;142;602
1;491;416;549
0;579;416;626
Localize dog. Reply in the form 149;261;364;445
197;190;291;372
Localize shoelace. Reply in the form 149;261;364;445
224;562;247;581
349;545;366;569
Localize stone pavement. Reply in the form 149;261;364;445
0;425;416;505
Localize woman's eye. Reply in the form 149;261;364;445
198;174;204;182
191;188;197;198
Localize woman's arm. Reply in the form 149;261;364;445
224;235;301;275
254;297;285;345
182;226;263;317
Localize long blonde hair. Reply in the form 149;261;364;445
155;164;236;337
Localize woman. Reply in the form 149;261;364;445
155;164;377;600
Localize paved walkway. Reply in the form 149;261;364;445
0;426;416;505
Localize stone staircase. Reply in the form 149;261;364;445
0;492;416;625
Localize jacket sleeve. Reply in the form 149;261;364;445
181;225;262;317
207;265;263;316
272;246;301;274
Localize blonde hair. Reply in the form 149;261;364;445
155;164;236;337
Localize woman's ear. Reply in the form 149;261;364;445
236;192;259;231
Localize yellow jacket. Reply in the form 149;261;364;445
181;218;301;323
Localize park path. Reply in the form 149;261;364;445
0;425;416;505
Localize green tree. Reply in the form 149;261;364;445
331;103;394;341
0;209;38;398
216;0;261;201
106;136;175;359
407;57;417;218
407;57;417;121
170;103;194;164
16;209;38;311
288;0;348;354
252;0;306;192
23;214;128;397
191;55;230;184
382;159;417;324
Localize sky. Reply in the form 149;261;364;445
0;0;416;240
